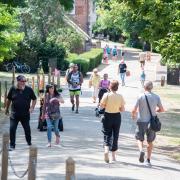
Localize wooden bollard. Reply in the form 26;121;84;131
57;74;60;88
161;76;165;87
12;66;15;86
48;67;52;84
1;133;9;180
28;146;37;180
0;82;1;111
32;77;35;91
37;74;40;96
52;75;55;84
66;157;75;180
42;74;45;90
4;81;7;108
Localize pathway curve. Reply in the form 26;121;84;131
0;46;179;180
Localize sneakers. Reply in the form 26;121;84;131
145;159;152;167
139;151;145;163
72;104;75;111
8;145;15;151
46;143;51;148
75;109;79;114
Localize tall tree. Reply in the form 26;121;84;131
0;3;23;61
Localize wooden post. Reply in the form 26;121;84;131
48;67;52;84
28;146;37;180
66;157;75;180
12;66;15;86
42;74;45;90
57;74;60;88
52;75;55;84
1;133;9;180
4;81;7;108
0;82;1;111
37;74;40;96
32;77;35;91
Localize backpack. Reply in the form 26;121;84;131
46;95;60;120
67;71;81;84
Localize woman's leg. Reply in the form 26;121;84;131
102;113;113;163
53;119;60;144
46;119;53;146
111;114;121;157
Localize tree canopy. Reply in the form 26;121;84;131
95;0;180;65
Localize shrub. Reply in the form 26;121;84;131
71;58;89;75
66;48;103;75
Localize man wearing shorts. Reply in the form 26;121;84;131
67;64;83;113
131;81;164;166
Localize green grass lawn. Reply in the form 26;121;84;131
154;85;180;161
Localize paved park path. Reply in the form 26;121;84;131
0;44;179;180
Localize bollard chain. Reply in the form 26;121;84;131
8;155;29;178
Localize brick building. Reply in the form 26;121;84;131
69;0;96;37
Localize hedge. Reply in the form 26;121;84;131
66;48;103;75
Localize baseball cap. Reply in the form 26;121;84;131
16;75;26;82
69;63;75;67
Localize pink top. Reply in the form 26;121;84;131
100;80;110;89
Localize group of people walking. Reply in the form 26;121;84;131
4;56;164;167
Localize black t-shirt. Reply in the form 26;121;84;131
7;86;37;118
119;63;127;73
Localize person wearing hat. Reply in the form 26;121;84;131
5;75;37;150
89;68;101;103
65;63;75;83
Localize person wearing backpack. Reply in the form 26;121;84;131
112;45;118;61
67;64;83;113
118;60;127;86
42;83;64;147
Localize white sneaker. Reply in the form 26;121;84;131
145;159;152;167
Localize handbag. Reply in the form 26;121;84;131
145;94;161;132
126;70;130;76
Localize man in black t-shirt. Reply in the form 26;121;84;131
5;75;37;150
118;60;127;86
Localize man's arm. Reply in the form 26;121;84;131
29;99;37;113
131;99;139;120
5;99;11;115
80;72;83;85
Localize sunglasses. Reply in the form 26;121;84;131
20;80;26;82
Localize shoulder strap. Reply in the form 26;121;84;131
144;94;153;117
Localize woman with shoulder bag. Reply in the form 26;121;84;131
100;80;125;163
42;83;64;147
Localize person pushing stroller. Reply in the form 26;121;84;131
95;73;110;117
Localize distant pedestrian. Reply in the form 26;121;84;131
42;83;64;147
100;80;125;163
89;68;101;103
98;73;110;104
131;81;164;166
5;75;37;150
65;63;74;83
112;45;118;61
118;60;127;86
140;67;146;87
103;45;108;64
139;52;146;68
67;64;83;113
106;45;111;61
